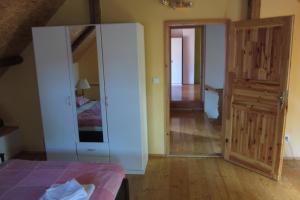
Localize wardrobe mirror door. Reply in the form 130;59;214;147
68;25;103;143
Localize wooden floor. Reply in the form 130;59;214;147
128;157;300;200
171;84;201;101
14;153;300;200
170;110;221;155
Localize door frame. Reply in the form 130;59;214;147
170;36;183;85
164;19;230;155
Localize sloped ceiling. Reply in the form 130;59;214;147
69;26;96;62
0;0;66;58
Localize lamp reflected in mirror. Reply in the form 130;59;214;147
76;78;91;97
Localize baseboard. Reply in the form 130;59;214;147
14;151;46;161
168;153;222;158
149;154;166;158
125;169;146;175
283;156;300;160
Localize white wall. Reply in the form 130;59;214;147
171;28;195;84
204;25;226;119
171;37;183;85
183;29;195;84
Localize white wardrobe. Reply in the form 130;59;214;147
32;23;148;174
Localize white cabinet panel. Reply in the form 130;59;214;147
100;23;148;173
77;143;109;157
33;24;148;172
136;25;149;171
33;27;77;161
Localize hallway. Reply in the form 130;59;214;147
170;110;221;155
171;84;201;102
171;84;203;110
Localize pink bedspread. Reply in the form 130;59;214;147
78;101;102;127
0;160;125;200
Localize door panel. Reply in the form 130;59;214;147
224;16;293;180
171;37;183;85
32;27;77;160
100;24;143;172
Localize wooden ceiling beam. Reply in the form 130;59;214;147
89;0;100;24
247;0;261;19
71;26;95;52
0;56;23;68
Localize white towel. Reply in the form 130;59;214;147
39;179;95;200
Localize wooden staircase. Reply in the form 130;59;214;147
171;100;204;111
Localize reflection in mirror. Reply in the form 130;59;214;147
68;25;103;143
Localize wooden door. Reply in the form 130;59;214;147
224;16;293;180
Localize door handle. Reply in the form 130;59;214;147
278;91;288;110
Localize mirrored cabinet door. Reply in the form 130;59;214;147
67;25;108;144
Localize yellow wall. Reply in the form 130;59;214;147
0;0;90;151
0;0;248;153
261;0;300;158
76;41;100;100
1;0;297;157
101;0;247;154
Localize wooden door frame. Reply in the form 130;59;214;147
164;19;230;155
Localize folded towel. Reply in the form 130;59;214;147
39;179;95;200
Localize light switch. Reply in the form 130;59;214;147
152;77;160;85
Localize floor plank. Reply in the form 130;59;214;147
170;110;222;155
14;152;300;199
128;157;300;200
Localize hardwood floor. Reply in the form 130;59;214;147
170;110;221;155
128;157;300;200
14;152;300;199
171;84;201;102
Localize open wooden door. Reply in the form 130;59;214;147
224;16;293;180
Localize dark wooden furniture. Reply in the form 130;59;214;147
115;178;130;200
0;153;4;162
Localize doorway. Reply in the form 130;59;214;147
165;16;293;180
168;22;227;156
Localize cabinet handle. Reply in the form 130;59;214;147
66;96;71;106
105;96;108;107
87;149;96;152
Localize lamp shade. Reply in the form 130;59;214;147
76;78;91;90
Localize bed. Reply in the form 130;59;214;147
0;159;129;200
77;101;103;142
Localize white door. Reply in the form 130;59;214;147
100;23;145;173
171;37;183;85
32;27;77;160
